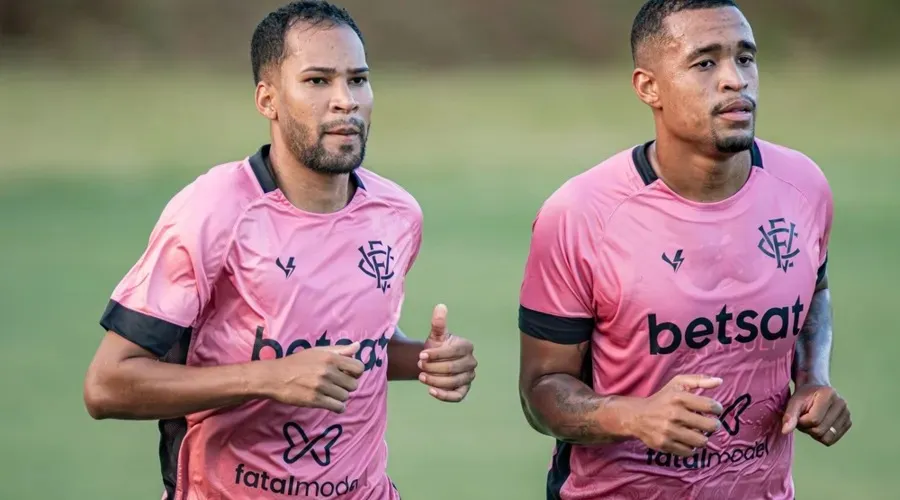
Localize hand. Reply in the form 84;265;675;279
262;343;365;413
781;384;851;446
418;304;477;403
625;374;725;457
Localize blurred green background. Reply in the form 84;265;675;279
1;1;897;499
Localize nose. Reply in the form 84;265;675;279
718;60;749;93
330;82;359;114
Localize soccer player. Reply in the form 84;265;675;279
82;2;477;499
517;1;851;498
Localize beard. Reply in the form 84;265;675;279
283;115;367;175
713;130;755;154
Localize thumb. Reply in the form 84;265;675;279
781;396;805;434
668;374;724;391
428;304;448;341
323;342;360;357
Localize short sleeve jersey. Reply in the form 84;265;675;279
100;145;422;500
519;139;833;500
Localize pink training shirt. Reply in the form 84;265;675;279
100;145;421;500
519;139;833;500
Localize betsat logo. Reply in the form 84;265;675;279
648;297;805;356
234;463;360;498
252;326;390;372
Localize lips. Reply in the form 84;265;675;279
718;99;754;114
324;126;360;135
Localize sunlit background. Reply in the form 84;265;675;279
1;1;897;499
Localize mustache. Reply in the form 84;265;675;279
712;95;757;114
319;117;367;135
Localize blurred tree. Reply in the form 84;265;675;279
0;0;896;66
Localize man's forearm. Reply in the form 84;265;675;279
794;284;833;387
522;373;635;445
386;327;425;381
85;358;267;420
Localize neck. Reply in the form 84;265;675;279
268;141;355;214
649;133;752;203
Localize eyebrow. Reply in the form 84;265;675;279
686;40;757;61
300;66;370;75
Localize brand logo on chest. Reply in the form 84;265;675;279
757;218;800;273
357;240;396;293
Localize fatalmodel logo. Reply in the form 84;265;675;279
645;393;769;470
234;464;359;498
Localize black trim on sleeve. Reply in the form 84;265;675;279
816;253;828;285
519;305;594;344
99;300;190;357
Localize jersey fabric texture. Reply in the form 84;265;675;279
518;139;833;500
100;145;421;500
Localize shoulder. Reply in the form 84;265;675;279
356;168;423;227
535;146;649;232
155;158;266;248
755;139;832;205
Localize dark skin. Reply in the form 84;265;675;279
83;23;476;421
519;6;848;454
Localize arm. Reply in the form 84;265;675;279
386;327;425;381
84;332;270;420
792;275;833;387
519;334;633;445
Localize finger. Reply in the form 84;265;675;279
428;304;448;341
676;410;722;435
313;394;347;414
328;368;361;393
334;355;366;378
419;371;476;390
418;356;478;375
797;395;831;430
318;381;352;403
675;392;724;415
668;374;723;391
809;401;844;439
781;396;808;434
661;441;697;458
428;385;468;403
420;341;473;362
672;424;711;449
827;410;852;445
322;342;361;357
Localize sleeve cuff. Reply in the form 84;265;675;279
816;253;828;285
519;305;594;344
99;300;190;357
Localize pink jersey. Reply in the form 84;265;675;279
518;139;833;500
100;145;421;500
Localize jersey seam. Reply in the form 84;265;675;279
755;168;826;249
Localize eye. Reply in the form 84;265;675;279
306;77;328;85
694;60;715;70
738;55;756;65
349;76;369;86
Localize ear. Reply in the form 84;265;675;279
632;67;662;110
255;80;278;120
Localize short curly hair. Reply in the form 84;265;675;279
250;1;365;84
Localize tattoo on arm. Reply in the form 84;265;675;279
794;276;833;387
522;342;627;445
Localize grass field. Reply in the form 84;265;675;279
1;64;898;499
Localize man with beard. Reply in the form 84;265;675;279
516;1;850;498
83;2;478;499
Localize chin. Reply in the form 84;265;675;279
714;132;755;154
